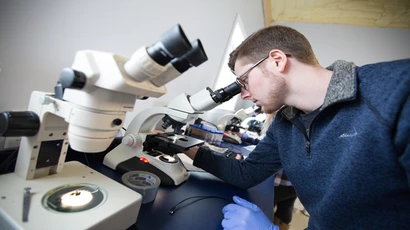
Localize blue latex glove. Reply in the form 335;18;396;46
222;196;279;230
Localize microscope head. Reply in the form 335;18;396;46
52;25;208;153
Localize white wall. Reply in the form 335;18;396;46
0;0;265;126
275;22;410;67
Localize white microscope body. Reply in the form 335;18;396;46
216;106;257;131
240;113;268;130
103;76;244;186
103;88;224;186
0;25;208;230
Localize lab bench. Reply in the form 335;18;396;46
66;147;275;230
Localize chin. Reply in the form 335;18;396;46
262;105;281;114
261;106;272;114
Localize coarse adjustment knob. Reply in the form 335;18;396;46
122;134;143;148
0;111;40;137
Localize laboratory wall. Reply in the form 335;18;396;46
275;22;410;67
0;0;265;126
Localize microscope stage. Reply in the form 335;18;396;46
0;161;142;230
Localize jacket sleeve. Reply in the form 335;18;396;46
193;126;282;189
396;92;410;189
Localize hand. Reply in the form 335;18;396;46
222;196;279;230
183;146;199;160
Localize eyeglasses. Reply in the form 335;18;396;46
234;56;268;90
234;54;291;90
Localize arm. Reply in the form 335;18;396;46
184;145;199;160
183;127;282;189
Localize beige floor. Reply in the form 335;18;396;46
273;197;309;230
289;210;309;230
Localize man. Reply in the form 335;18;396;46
184;25;410;229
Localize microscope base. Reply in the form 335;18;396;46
0;161;142;230
116;156;178;186
103;140;192;186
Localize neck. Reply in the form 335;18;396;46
284;63;333;113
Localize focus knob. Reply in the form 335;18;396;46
122;134;143;148
0;111;40;136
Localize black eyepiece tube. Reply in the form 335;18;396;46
146;24;192;66
185;39;208;67
210;81;242;103
171;39;208;73
160;24;191;57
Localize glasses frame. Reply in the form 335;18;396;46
234;54;291;90
234;55;268;90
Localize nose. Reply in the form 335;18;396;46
240;88;251;100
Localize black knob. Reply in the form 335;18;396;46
0;111;40;136
60;68;86;89
112;119;122;126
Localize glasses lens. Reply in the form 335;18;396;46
237;78;247;90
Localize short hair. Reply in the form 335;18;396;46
228;25;318;72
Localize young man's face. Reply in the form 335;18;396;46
234;57;286;114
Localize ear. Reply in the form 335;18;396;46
268;49;288;73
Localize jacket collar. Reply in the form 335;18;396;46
281;60;357;120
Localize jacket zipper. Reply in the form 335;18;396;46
289;116;311;157
306;140;311;154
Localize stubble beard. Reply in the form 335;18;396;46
261;74;286;114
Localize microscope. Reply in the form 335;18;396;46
216;105;259;132
103;78;243;186
0;24;210;230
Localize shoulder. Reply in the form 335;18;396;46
357;59;410;82
356;59;410;124
356;58;410;95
